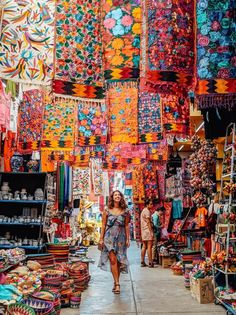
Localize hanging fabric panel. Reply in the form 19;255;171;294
138;92;162;143
107;81;138;144
0;0;55;84
102;0;141;80
42;95;77;149
196;0;236;109
55;0;103;86
77;99;108;146
140;0;194;94
17;89;44;153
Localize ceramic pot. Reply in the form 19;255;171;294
10;152;23;172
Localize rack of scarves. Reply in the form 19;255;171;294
56;162;73;212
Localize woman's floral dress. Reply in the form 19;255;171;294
98;210;130;273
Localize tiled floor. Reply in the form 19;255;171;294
61;242;225;315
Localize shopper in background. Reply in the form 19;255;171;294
140;199;154;267
98;190;130;294
152;207;163;264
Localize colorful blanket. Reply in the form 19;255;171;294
162;95;190;135
140;0;194;94
107;81;138;143
73;167;91;197
55;0;103;86
196;0;236;109
53;79;105;99
77;99;107;146
91;158;103;195
0;0;55;84
138;92;162;143
102;0;141;80
17;89;44;152
42;95;77;148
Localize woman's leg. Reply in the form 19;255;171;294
147;240;153;265
141;241;147;264
109;251;119;284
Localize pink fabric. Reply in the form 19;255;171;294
0;81;11;130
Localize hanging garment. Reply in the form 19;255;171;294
172;198;183;219
195;207;208;228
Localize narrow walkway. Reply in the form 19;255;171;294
62;242;225;315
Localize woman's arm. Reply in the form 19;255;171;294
99;210;108;244
125;212;131;247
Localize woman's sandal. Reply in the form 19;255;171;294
112;283;116;292
113;283;120;294
141;262;147;267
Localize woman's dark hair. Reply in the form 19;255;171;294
144;199;153;207
108;190;127;210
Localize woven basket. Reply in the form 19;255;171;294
7;303;36;315
22;298;54;315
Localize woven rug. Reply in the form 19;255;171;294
162;94;190;135
102;0;141;80
107;81;138;143
0;0;55;84
55;0;103;86
138;92;162;143
140;0;194;94
42;95;77;148
17;89;44;152
196;0;236;109
77;99;107;146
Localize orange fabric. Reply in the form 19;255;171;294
195;207;208;227
4;131;16;172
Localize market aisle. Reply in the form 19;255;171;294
62;242;224;315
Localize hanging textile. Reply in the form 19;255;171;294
156;161;167;202
17;89;44;153
102;0;141;80
196;0;236;109
132;165;145;204
55;0;103;86
91;158;103;196
107;81;138;144
140;0;194;94
9;99;19;133
162;94;190;135
73;167;91;197
102;171;110;199
42;95;77;149
77;99;108;146
0;80;11;130
0;0;55;84
143;161;159;200
0;5;3;35
138;92;162;143
53;79;105;99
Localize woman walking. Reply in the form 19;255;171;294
98;190;130;294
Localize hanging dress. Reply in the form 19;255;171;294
98;210;130;273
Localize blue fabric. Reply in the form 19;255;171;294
172;199;183;219
152;212;161;237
